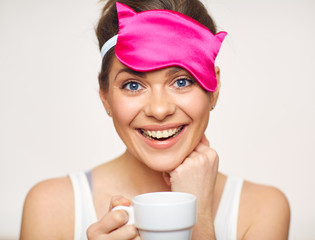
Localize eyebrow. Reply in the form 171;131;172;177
166;67;185;76
115;68;145;80
114;66;186;81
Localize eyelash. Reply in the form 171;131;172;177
121;80;144;92
121;77;195;93
172;78;195;89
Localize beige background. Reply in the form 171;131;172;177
1;0;314;239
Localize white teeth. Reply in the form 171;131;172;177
156;131;162;138
142;127;182;139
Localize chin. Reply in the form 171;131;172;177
141;154;184;173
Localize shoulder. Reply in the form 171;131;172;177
20;176;74;240
238;180;290;240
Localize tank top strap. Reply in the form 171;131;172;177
69;171;98;240
214;175;244;240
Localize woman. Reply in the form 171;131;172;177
20;0;290;239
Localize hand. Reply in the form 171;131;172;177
87;195;141;240
163;135;219;239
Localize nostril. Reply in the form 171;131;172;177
144;100;176;120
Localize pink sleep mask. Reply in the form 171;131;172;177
101;2;227;92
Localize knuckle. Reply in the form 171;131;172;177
206;148;218;160
196;150;219;168
210;147;218;155
112;210;128;225
200;152;208;161
192;153;207;165
126;225;138;237
184;157;194;167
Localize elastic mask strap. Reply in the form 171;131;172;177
100;35;118;59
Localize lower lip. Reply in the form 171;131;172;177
137;126;186;149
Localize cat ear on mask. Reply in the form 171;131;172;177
116;2;137;21
213;32;227;57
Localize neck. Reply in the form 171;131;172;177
116;150;171;195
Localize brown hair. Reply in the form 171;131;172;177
96;0;218;91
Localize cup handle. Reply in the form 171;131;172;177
111;205;135;225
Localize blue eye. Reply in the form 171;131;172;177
123;81;143;91
173;78;193;88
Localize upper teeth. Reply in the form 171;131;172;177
143;127;181;139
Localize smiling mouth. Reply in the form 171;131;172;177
139;126;185;141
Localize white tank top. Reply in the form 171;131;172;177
69;172;243;240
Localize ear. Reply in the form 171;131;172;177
99;89;111;116
210;66;221;109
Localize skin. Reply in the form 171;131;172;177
20;57;290;240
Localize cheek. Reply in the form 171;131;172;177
178;90;211;120
110;95;142;126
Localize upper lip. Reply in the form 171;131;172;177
137;123;187;131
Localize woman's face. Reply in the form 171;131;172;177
100;56;219;172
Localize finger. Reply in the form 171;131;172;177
162;172;171;186
188;151;198;158
194;141;211;153
191;135;210;154
107;209;130;233
200;134;210;147
109;195;132;211
109;224;139;240
86;210;129;237
196;145;218;160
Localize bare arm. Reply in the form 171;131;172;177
242;185;290;240
164;135;218;240
20;177;74;240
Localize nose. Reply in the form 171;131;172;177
144;88;176;121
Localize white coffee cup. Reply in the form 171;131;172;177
112;192;196;240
